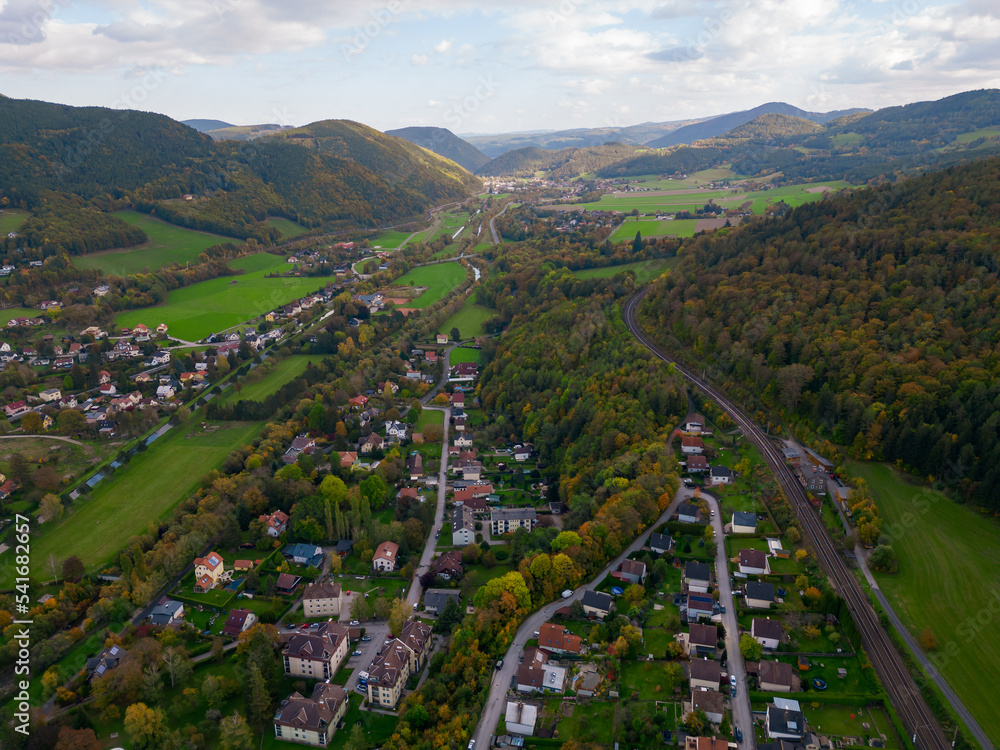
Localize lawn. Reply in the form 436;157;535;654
73;210;241;275
557;700;615;745
0;209;27;234
114;259;325;341
391;263;467;308
0;307;40;325
610;218;699;241
414;408;444;432
439;301;495;339
370;229;413;249
846;461;1000;744
802;703;900;748
574;258;680;284
449;347;480;365
218;355;319;404
267;216;309;239
620;660;680;701
2;420;264;583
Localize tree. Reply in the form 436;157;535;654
124;702;167;749
245;663;272;729
388;597;411;635
920;628;938;651
786;526;801;545
220;711;255;750
462;543;482;564
39;493;64;522
632;230;643;253
739;633;762;661
869;544;898;573
54;727;103;750
451;327;461;342
62;555;85;582
21;410;43;434
57;408;87;435
351;595;373;622
345;724;366;750
161;646;193;689
374;597;392;621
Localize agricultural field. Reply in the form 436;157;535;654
427;210;469;242
573;258;679;284
847;461;1000;744
370;229;413;249
438;301;495;339
266;217;309;239
391;262;467;308
73;210;240;275
0;209;27;234
620;168;741;190
2;419;264;583
0;306;41;325
449;347;480;364
609;217;699;241
217;355;319;404
115;254;323;341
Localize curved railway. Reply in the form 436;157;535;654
623;288;951;750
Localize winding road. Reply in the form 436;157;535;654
623;289;954;750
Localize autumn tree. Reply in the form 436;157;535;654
62;555;85;582
124;702;167;748
739;633;762;661
920;629;938;651
388;597;412;635
54;727;103;750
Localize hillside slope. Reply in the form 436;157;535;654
386;126;490;171
182;118;234;132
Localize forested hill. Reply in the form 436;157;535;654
385;126;490;172
0;98;481;247
639;156;1000;510
476;142;642;178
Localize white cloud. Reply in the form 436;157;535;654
434;38;452;52
411;53;428;65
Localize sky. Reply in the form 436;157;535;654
0;0;998;136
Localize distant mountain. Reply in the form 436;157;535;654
644;102;870;148
465;118;708;157
182;118;234;132
717;113;823;141
476;143;643;178
206;124;292;141
386;126;490;172
0;98;481;252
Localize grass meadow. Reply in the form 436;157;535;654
218;355;319;404
370;229;413;249
573;258;679;285
0;306;41;325
73;210;240;275
266;217;309;239
0;209;27;234
392;262;467;308
847;461;1000;744
438;301;495;339
449;347;480;365
609;218;699;241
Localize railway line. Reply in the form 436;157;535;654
623;289;952;750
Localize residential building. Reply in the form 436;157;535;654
366;641;411;709
681;436;704;454
684;561;712;593
688;658;723;691
709;465;734;485
359;433;384;454
273;682;349;747
432;550;464;580
746;581;776;609
686;593;714;622
283;544;325;568
398;620;433;673
193;551;225;593
618;559;647;585
732;511;757;534
451;505;475;547
373;541;399;572
85;644;127;681
423;588;460;614
302;581;343;619
261;510;290;537
222;609;257;637
407;453;423;480
766;700;806;740
277;573;302;594
759;660;797;692
453;483;493;504
504;701;539;736
649;533;673;555
490;507;537;535
385;420;408;441
752;618;784;650
690;689;724;724
687;455;709;472
677;503;702;524
685;414;706;432
282;625;350;681
738;549;771;576
38;388;61;403
537;622;582;655
688;623;718;658
148;598;184;626
581;590;614;619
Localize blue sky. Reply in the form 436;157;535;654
0;0;998;135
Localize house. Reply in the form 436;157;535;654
766;699;806;740
490;507;537;535
277;573;302;594
157;323;169;334
677;503;702;524
222;609;258;637
338;451;358;469
504;701;539;736
453;483;493;504
99;383;117;396
432;550;464;580
685;737;729;750
156;384;175;399
86;644;127;681
688;623;718;658
687;454;709;473
334;540;354;558
689;689;724;725
581;590;614;619
649;533;673;555
38;388;61;403
347;395;368;410
454;434;473;448
273;682;349;748
709;465;733;485
398;621;434;673
516;663;566;694
0;480;16;501
373;541;399;572
759;660;797;692
746;581;776;609
423;588;461;614
732;511;757;534
283;544;325;568
806;475;826;496
261;510;291;537
537;622;582;655
385;420;408;441
752;618;784;650
681;436;704;454
359;433;385;454
302;581;343;619
618;559;647;585
688;657;723;691
451;391;466;407
513;444;534;462
193;551;225;592
148;597;184;626
684;561;712;593
283;624;350;681
366;641;412;709
407;453;423;480
686;593;714;622
451;506;475;547
4;401;29;418
738;549;771;576
436;333;449;345
685;414;706;432
233;559;254;572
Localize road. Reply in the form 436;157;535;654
406;405;451;608
489;203;509;245
704;494;755;748
623;289;953;750
471;485;693;749
0;434;87;446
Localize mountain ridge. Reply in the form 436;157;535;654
385;126;490;172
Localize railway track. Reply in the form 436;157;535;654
623;289;952;750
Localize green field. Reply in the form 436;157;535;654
2;420;263;583
414;408;444;432
0;306;40;325
267;217;309;239
371;229;412;249
218;356;318;404
621;168;740;190
952;127;1000;145
610;218;699;242
449;347;480;365
115;255;322;341
439;301;495;339
73;210;240;275
848;461;1000;744
428;210;469;242
0;209;27;235
392;263;467;308
573;258;679;284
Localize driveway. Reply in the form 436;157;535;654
343;621;391;692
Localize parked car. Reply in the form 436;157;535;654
735;727;743;743
352;650;362;656
350;620;360;626
729;674;737;689
361;635;371;642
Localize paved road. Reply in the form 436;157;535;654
489;203;510;245
407;405;451;608
705;494;755;749
471;485;694;749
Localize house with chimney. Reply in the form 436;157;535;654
273;682;349;747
